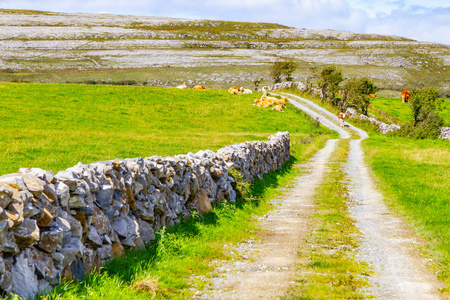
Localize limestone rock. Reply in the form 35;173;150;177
195;189;212;215
38;225;64;253
13;219;40;249
10;249;40;299
54;182;70;207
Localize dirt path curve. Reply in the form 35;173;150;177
194;138;339;299
285;93;443;299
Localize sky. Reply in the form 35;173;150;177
1;0;449;45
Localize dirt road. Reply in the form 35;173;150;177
194;93;443;299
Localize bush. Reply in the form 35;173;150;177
317;66;343;102
341;77;379;114
269;60;297;83
393;111;443;139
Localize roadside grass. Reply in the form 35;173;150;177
363;135;450;293
36;127;333;300
0;82;336;176
284;139;371;299
369;97;450;126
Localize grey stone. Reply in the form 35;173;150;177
68;194;86;209
86;226;103;247
13;219;40;249
10;249;40;299
59;238;85;268
54;182;70;207
38;225;64;253
69;258;85;282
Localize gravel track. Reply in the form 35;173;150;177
194;94;443;299
194;139;338;299
289;95;443;299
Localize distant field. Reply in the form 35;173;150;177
369;96;450;126
364;135;450;289
0;83;335;176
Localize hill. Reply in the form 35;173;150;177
0;9;449;94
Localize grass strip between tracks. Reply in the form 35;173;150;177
283;138;372;300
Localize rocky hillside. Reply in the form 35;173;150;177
0;9;449;93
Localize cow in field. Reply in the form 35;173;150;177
338;112;346;127
401;90;412;103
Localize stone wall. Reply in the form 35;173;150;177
0;132;290;298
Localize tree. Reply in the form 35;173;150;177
282;60;297;82
253;77;264;91
341;77;379;114
305;66;317;91
269;60;298;83
409;88;443;126
269;61;284;83
317;66;344;101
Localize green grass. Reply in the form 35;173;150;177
284;139;371;299
369;97;450;126
363;134;450;294
33;124;332;300
0;82;336;176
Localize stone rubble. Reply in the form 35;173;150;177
346;108;402;134
0;132;290;298
440;127;450;141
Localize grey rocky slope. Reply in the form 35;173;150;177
0;9;448;92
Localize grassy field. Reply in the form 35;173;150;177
363;134;450;292
0;83;336;176
369;96;450;126
0;82;337;299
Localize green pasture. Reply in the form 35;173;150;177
363;135;450;291
0;84;329;174
0;82;334;175
0;82;337;299
369;96;450;126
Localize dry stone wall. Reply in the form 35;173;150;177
0;132;290;299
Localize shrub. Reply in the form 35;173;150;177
269;60;298;83
317;66;344;102
341;77;379;114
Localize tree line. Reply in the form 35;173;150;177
267;60;445;139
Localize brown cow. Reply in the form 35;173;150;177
338;112;346;127
193;85;206;90
401;90;412;103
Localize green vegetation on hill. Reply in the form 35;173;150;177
363;135;450;292
0;82;335;176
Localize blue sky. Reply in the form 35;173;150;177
1;0;449;44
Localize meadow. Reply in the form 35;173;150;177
0;83;334;176
369;96;450;126
0;82;337;299
363;135;450;290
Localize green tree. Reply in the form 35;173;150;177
269;60;298;83
409;88;443;126
269;61;284;83
282;60;298;82
317;66;344;101
341;77;379;114
305;66;317;91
